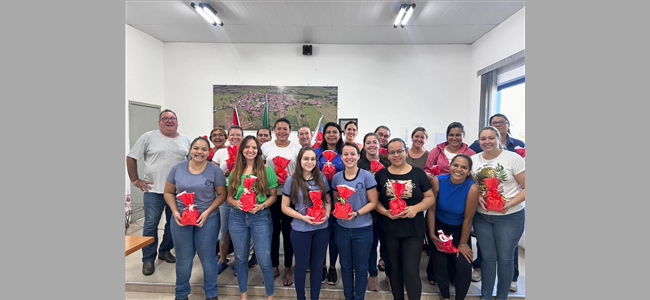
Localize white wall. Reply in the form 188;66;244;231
467;7;525;143
163;43;471;149
125;25;165;189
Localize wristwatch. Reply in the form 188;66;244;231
262;203;266;210
355;210;360;217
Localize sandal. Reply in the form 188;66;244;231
283;273;294;286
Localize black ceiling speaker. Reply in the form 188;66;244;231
303;45;312;56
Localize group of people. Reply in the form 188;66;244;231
127;109;525;300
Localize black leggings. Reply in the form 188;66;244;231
270;196;293;268
385;234;423;300
429;219;472;300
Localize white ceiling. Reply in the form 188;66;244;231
126;0;525;45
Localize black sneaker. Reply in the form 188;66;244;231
321;266;327;283
248;252;258;268
327;266;338;285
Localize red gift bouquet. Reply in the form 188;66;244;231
483;177;505;212
430;165;441;176
389;181;407;215
321;150;338;181
514;146;525;158
333;185;355;219
370;160;384;175
226;145;239;172
177;191;200;225
306;190;326;222
436;229;459;253
272;156;290;184
240;176;258;212
379;148;387;156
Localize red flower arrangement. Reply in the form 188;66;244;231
370;160;384;175
389;181;407;215
272;156;290;184
240;176;258;212
226;145;239;172
333;185;355;219
321;150;338;181
436;229;459;253
306;190;326;222
177;191;200;225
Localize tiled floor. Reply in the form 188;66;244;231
126;217;524;299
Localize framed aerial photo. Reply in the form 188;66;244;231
213;85;338;130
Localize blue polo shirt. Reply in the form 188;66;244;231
330;168;377;228
282;173;331;232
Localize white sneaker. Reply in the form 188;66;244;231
471;268;481;282
509;281;517;292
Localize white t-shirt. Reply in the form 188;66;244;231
127;130;191;193
212;147;232;178
471;150;525;215
443;148;456;163
261;140;302;180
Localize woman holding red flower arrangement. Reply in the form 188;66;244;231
314;121;346;284
261;117;302;286
330;141;378;300
212;125;244;275
424;122;476;180
357;132;391;292
280;146;332;300
163;136;227;300
226;136;279;300
375;138;435;300
425;154;479;300
470;126;525;300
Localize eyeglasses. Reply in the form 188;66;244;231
211;133;225;138
387;149;405;156
491;120;508;126
160;117;177;122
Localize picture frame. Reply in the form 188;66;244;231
338;118;358;131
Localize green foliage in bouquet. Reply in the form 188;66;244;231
475;163;507;194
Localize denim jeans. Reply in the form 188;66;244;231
291;228;330;300
170;213;220;299
142;192;174;262
228;207;275;296
218;203;230;243
335;223;373;300
472;238;520;281
473;209;525;300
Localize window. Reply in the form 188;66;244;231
496;77;525;142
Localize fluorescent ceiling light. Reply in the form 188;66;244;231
191;2;223;27
400;4;416;28
393;4;407;28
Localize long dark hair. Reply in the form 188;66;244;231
320;122;343;154
290;147;328;205
228;136;269;196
